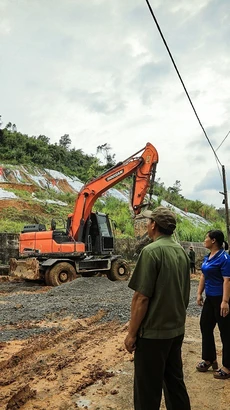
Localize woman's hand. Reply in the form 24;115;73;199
197;294;203;306
220;301;229;317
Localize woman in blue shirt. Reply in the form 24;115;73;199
196;230;230;379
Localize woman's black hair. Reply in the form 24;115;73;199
206;230;224;248
223;240;229;251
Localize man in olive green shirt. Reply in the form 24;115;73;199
124;206;191;410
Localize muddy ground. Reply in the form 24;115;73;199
0;276;230;410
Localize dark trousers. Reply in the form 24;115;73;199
200;295;230;368
134;335;191;410
190;262;195;273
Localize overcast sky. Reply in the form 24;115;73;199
1;0;230;208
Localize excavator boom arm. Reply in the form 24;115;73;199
70;142;159;240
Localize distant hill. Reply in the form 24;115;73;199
0;164;210;224
0;164;129;202
0;163;225;242
0;163;133;235
0;123;226;239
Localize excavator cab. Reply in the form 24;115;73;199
84;212;114;255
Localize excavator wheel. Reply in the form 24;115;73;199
44;268;52;286
108;259;131;282
47;262;77;287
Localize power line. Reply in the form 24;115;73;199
215;130;230;152
144;0;222;167
144;1;230;240
215;156;224;185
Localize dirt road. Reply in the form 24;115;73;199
0;277;230;410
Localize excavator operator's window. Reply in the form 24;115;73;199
97;215;111;237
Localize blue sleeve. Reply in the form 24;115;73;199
221;253;230;277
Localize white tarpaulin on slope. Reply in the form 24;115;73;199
0;188;17;199
0;165;210;226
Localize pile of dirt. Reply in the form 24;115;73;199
0;277;200;342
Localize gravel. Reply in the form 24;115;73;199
0;278;200;342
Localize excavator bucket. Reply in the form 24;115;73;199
9;257;40;280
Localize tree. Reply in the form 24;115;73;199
5;122;12;131
153;178;166;196
59;134;71;150
37;135;50;145
86;157;102;181
96;143;116;167
168;180;182;195
0;116;3;140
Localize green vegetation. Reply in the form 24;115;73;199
153;179;219;221
94;196;135;237
151;181;226;240
0;125;114;183
176;218;215;241
0;118;227;241
94;196;226;242
0;220;25;233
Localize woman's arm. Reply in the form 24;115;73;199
197;273;205;306
220;277;230;317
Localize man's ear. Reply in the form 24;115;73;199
151;220;156;231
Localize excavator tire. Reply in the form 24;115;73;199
47;262;77;287
107;259;131;282
44;268;51;286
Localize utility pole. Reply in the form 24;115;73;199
220;165;230;246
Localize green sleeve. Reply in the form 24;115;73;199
128;247;159;297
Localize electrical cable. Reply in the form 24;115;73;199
215;155;224;183
215;130;230;152
145;0;222;167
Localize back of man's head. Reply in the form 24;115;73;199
142;206;176;235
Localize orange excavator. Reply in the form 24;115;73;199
9;142;159;286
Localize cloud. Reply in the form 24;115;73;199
187;164;230;208
1;0;230;208
194;168;223;192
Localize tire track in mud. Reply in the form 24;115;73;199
0;312;130;410
1;279;230;410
